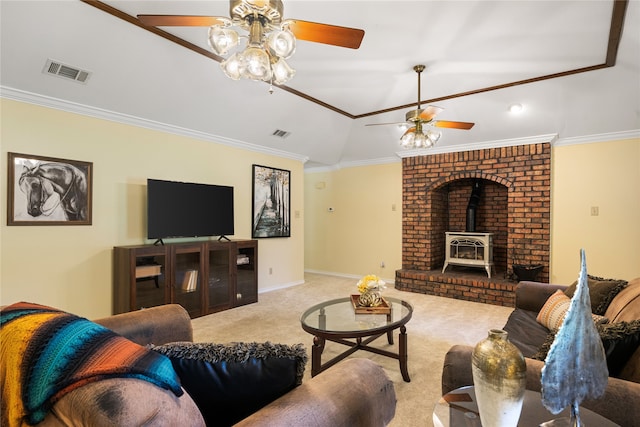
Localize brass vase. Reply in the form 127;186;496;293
358;289;383;307
472;329;526;427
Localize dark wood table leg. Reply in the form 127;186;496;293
311;336;325;377
399;325;410;382
386;309;394;344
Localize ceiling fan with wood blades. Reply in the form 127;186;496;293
137;0;365;87
367;65;474;149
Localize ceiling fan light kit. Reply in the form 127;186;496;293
366;64;475;150
138;0;364;89
400;125;442;149
209;4;296;84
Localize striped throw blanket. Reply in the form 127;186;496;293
1;302;183;426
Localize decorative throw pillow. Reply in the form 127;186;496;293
150;341;307;427
536;290;608;331
537;290;571;330
532;320;640;378
564;275;628;315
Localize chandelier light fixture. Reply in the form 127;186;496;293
208;10;297;86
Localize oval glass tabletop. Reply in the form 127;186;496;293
300;296;413;335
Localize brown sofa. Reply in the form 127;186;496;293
442;277;640;426
33;304;396;426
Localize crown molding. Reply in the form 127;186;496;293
555;129;640;146
0;86;310;164
4;86;635;170
307;128;637;172
305;156;400;174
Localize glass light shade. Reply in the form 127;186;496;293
220;53;243;80
208;26;239;56
400;130;415;148
414;132;427;148
271;58;296;84
427;129;442;144
400;126;441;149
241;47;272;81
267;29;296;59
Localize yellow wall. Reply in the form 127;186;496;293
304;163;402;282
305;139;640;285
0;99;305;318
550;138;640;283
3;99;637;319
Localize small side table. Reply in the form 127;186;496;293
432;386;619;427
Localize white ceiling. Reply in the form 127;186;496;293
2;0;639;169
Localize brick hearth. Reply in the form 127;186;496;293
395;268;517;306
396;142;551;307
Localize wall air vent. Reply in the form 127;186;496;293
272;129;291;139
43;59;91;84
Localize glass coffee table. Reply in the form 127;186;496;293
300;296;413;382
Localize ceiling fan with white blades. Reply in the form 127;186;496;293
367;65;475;149
137;0;365;87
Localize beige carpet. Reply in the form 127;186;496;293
191;272;513;426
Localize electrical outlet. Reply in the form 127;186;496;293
269;267;273;275
380;261;385;268
590;206;599;216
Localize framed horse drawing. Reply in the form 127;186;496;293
7;153;93;226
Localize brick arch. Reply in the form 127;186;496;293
427;171;514;192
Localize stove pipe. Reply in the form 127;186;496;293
466;180;483;232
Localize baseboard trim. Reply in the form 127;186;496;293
304;269;395;285
258;279;305;294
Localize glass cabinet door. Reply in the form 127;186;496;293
236;241;258;306
172;244;204;318
207;243;232;312
133;250;168;311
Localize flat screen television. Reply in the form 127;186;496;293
147;178;234;241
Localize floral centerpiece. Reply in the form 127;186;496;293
356;274;387;307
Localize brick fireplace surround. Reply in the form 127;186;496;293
395;142;551;307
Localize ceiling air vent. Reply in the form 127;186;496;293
272;129;291;139
43;59;91;84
